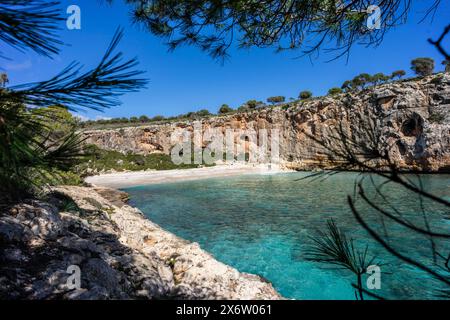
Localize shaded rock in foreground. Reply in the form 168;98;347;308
0;186;281;300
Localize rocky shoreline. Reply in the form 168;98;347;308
0;186;281;300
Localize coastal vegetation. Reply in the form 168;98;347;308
76;145;202;174
218;104;234;114
299;91;313;100
95;1;449;300
1;0;449;302
328;87;343;95
267;96;286;105
0;2;146;202
411;58;435;76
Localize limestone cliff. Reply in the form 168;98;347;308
83;74;450;172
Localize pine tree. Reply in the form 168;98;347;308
0;2;147;200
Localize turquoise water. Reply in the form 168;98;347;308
124;172;450;300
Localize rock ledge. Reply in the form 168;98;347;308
0;186;281;300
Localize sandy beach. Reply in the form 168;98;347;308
85;163;289;188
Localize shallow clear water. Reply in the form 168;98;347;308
124;172;450;300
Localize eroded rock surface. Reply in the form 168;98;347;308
0;186;281;300
83;75;450;172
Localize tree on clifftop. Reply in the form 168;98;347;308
391;70;406;80
267;96;285;105
411;58;435;77
245;100;260;109
0;73;9;88
371;73;390;85
299;91;313;100
351;73;371;90
443;60;450;73
341;80;352;92
196;109;212;117
328;87;343;95
218;104;233;114
139;115;150;122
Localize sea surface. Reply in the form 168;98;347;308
123;172;450;300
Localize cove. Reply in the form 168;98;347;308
123;171;450;300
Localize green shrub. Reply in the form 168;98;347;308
47;192;82;213
351;73;371;89
139;115;150;122
371;73;390;85
32;169;83;187
267;96;285;105
411;57;435;77
391;70;406;80
152;115;165;121
443;60;450;73
341;80;352;92
76;145;208;174
218;104;233;114
299;90;313;100
328;87;343;95
428;111;446;124
237;105;250;112
195;109;212;117
244;100;261;109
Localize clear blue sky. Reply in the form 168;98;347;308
2;0;449;120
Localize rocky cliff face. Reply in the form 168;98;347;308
0;186;281;299
83;74;450;172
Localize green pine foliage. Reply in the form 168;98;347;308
0;1;147;201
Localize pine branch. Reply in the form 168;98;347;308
0;0;63;57
2;28;148;112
